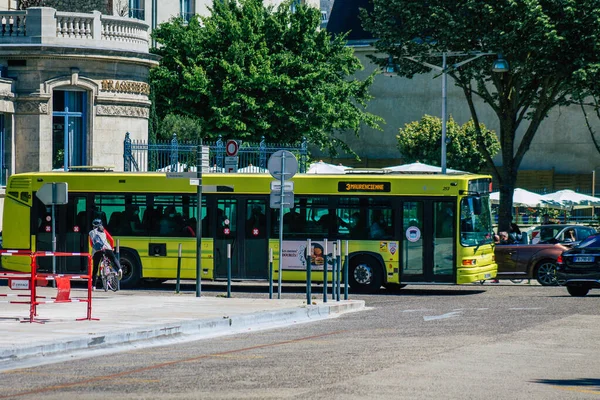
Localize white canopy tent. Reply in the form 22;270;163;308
383;162;464;174
306;161;350;174
490;188;562;208
237;165;267;173
541;189;600;208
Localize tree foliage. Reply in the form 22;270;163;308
397;115;499;173
156;114;203;142
150;0;382;155
361;0;600;231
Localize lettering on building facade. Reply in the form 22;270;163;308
101;80;150;95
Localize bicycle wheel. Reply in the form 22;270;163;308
107;274;119;292
101;274;108;292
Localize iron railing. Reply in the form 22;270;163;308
123;132;308;173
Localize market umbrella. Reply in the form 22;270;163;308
490;188;561;208
383;162;464;173
541;189;600;207
306;161;350;174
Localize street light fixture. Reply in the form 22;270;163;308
390;52;510;173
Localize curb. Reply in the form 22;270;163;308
0;300;364;365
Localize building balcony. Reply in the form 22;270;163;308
0;7;149;54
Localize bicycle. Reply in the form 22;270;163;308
99;253;120;292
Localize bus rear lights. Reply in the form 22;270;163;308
462;259;477;266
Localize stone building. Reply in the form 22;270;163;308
0;6;157;178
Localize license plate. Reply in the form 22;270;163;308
484;273;491;279
574;256;594;263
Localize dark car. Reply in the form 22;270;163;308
495;242;568;285
528;224;596;246
556;233;600;296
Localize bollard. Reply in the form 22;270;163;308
306;239;312;304
337;239;342;301
175;243;182;294
277;243;283;300
269;248;273;299
323;239;328;303
116;239;121;291
227;243;232;298
332;243;337;300
344;240;349;300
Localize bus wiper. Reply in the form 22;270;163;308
474;238;487;253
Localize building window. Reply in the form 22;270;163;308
129;0;145;20
180;0;194;23
52;90;87;171
291;0;303;13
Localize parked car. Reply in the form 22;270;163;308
527;224;596;246
495;241;568;285
556;233;600;296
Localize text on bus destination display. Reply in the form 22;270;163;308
338;182;391;192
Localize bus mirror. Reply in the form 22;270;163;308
473;197;482;215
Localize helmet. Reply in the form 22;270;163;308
92;218;103;227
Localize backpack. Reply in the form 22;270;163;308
91;232;104;251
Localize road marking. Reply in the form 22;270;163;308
423;311;461;321
0;330;347;399
402;309;434;313
509;307;543;310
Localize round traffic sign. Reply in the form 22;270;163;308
268;150;298;180
226;140;239;157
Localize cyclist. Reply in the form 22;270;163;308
89;218;122;289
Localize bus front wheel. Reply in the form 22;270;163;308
349;256;383;293
119;251;141;289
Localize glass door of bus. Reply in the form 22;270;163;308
401;200;455;283
34;195;89;273
213;197;269;280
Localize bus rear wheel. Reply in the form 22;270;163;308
118;251;141;289
349;256;383;293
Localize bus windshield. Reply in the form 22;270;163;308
460;195;493;246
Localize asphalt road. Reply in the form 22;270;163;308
2;283;600;400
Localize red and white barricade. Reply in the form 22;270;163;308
0;250;97;323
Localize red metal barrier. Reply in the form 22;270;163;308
0;250;97;323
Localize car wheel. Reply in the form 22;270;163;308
535;260;558;286
349;255;383;293
567;286;590;297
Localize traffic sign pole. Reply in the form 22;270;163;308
277;151;285;299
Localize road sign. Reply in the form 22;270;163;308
270;191;294;208
267;150;298;180
166;172;196;179
36;182;68;205
270;181;294;192
225;140;239;157
225;156;238;173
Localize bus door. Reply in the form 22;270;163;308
401;200;455;283
213;197;269;279
35;195;89;274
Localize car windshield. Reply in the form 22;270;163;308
459;195;493;246
576;234;600;248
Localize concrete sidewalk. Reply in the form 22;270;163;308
0;286;364;370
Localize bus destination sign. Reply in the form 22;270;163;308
338;182;391;193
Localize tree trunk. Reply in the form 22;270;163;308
496;114;519;233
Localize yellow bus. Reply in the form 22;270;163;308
1;169;497;292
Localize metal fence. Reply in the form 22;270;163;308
123;132;308;173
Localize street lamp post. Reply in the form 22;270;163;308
400;52;509;173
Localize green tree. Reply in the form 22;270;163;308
150;0;382;155
156;114;203;142
397;115;499;173
362;1;600;231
